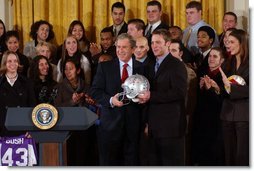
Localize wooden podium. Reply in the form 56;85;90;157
5;107;98;166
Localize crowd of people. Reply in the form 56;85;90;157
0;0;249;166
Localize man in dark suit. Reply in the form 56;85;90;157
90;33;147;166
109;2;128;39
145;1;169;58
141;29;187;165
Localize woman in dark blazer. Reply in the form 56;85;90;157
0;51;36;136
219;29;249;166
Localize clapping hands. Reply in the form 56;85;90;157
72;92;85;104
200;75;220;94
89;43;102;57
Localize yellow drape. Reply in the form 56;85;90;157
13;0;224;49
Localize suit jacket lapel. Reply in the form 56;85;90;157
112;59;122;90
132;59;137;75
237;60;248;75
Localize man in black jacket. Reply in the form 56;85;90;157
142;29;187;165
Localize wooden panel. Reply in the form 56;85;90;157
42;142;67;166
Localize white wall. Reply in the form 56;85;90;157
0;0;13;30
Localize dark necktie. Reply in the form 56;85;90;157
155;60;160;73
113;27;117;37
146;25;153;38
121;63;129;83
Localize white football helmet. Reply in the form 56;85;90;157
228;75;246;85
118;74;150;103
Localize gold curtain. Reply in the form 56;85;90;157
13;0;224;49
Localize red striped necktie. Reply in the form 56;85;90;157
121;63;129;83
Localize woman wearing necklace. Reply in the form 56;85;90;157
0;51;36;137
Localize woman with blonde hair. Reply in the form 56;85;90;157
36;41;58;81
0;51;36;136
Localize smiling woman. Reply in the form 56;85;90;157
0;51;36;137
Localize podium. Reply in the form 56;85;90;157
5;107;98;166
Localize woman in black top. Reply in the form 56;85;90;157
0;51;36;136
29;55;57;104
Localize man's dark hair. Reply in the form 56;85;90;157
128;19;145;32
198;26;216;44
169;25;182;32
111;2;125;13
147;1;162;11
171;39;185;52
186;1;202;11
5;30;20;42
223;11;238;23
101;27;114;37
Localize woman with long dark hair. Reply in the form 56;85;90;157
219;29;249;166
29;55;57;104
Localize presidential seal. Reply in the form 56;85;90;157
32;103;58;130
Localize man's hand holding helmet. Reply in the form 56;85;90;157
111;93;124;107
137;90;150;104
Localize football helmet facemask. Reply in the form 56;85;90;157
118;74;150;104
